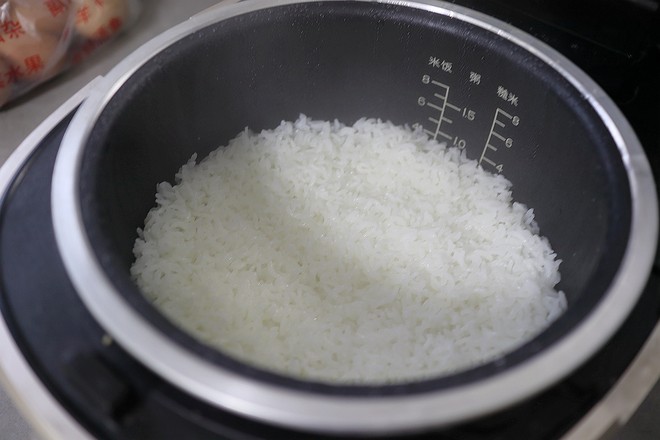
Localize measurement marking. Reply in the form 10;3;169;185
481;156;497;167
423;80;462;141
429;82;452;140
480;113;500;165
424;129;435;137
480;107;515;168
491;131;506;141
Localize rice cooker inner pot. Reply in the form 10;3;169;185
54;0;653;434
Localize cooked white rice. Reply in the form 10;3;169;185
131;115;566;384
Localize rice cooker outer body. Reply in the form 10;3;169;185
0;92;657;440
46;0;658;436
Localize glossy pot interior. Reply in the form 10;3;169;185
63;0;646;428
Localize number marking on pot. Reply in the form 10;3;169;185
479;108;519;173
418;75;474;149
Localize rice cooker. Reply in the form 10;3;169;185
0;0;659;439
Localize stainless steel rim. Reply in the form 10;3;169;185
51;0;659;434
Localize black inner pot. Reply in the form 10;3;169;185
78;1;631;394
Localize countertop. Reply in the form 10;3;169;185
0;0;658;439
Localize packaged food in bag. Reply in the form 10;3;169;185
0;0;140;108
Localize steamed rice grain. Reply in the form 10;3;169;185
131;115;567;384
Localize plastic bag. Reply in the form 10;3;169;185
0;0;140;108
